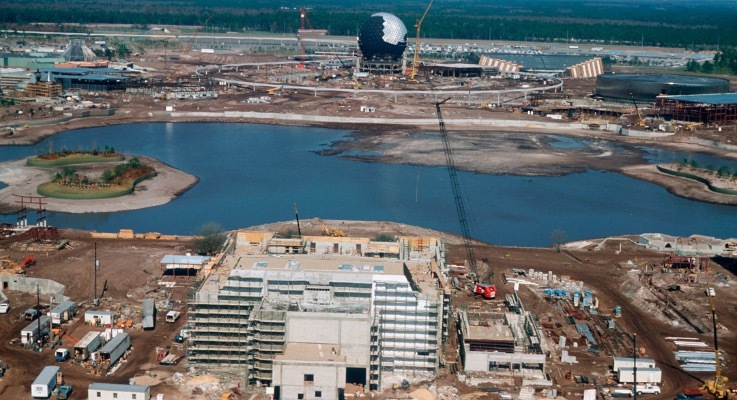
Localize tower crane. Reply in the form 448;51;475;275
435;98;493;298
702;285;729;399
409;0;433;82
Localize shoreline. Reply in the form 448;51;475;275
0;156;198;214
1;112;736;209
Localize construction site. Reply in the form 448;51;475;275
0;3;736;400
0;215;734;399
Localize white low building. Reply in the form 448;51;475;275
88;383;150;400
85;310;113;326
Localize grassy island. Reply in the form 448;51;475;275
37;157;157;200
658;160;737;196
27;146;125;167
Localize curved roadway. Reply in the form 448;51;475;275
196;63;564;104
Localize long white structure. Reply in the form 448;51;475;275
187;232;450;393
88;383;150;400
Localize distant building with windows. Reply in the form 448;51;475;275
187;231;451;394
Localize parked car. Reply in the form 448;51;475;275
634;384;661;395
56;385;73;399
705;287;716;297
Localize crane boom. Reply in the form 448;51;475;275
435;98;478;277
702;286;728;399
410;0;434;82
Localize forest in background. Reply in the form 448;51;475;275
0;0;735;49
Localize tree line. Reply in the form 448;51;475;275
1;0;735;49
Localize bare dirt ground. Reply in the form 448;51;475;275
0;221;734;399
0;230;195;399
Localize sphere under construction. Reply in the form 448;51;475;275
357;12;408;61
595;73;730;101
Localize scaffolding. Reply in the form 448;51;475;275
371;280;443;390
656;93;737;125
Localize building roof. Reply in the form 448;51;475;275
74;331;103;348
657;93;737;105
100;332;129;353
486;54;594;71
466;322;514;342
85;310;113;316
161;254;211;265
613;356;656;364
51;300;76;314
89;383;149;393
22;315;50;332
33;366;61;385
274;343;346;363
236;255;406;275
47;73;131;81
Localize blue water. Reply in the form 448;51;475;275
1;122;735;247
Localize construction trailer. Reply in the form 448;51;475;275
31;365;60;398
617;367;662;384
73;331;104;361
21;315;50;345
50;300;77;326
84;310;113;326
99;332;130;370
87;383;150;400
142;299;155;330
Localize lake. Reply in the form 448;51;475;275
0;122;735;247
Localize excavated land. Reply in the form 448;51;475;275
0;221;735;399
1;51;736;208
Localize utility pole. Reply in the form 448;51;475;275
633;333;638;400
93;242;99;306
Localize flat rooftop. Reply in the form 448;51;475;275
467;322;514;342
657;93;737;105
225;254;407;276
274;343;346;363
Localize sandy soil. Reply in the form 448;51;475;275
0;221;735;399
0;156;198;213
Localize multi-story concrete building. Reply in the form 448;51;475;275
458;291;548;382
187;232;450;394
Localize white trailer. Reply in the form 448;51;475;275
74;331;104;361
100;332;130;370
31;365;60;398
21;315;50;344
88;383;150;400
617;367;662;384
50;300;77;326
85;310;113;326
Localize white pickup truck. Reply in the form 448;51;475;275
634;384;661;395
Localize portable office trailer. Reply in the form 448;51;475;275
31;366;60;398
21;315;50;344
73;331;103;361
88;383;150;400
84;310;113;326
50;300;77;326
99;332;130;368
617;367;662;384
142;298;155;330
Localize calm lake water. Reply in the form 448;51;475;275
1;122;735;247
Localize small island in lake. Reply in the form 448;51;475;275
32;147;156;199
0;146;198;213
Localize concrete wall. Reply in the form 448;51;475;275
273;361;345;400
465;350;546;373
285;312;370;367
0;276;67;303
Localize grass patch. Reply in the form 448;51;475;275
37;172;157;200
27;154;125;167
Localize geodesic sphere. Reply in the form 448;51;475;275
358;12;408;60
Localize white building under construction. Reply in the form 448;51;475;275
187;231;451;395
